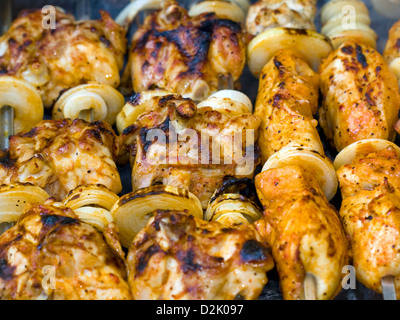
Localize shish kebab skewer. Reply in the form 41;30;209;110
333;139;400;301
0;1;124;235
124;177;274;300
320;0;400;300
244;0;351;300
0;1;45;234
0;117;124;237
53;0;125;123
252;52;348;300
115;0;247;97
0;5;126;124
113;88;257;248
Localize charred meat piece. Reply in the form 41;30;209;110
0;202;131;300
127;210;274;300
0;119;122;200
124;0;246;101
0;7;126;108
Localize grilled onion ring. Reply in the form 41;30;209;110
0;76;43;134
52;83;124;125
111;185;203;248
247;27;333;77
333;139;400;171
0;183;49;224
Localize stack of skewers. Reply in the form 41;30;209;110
0;0;399;300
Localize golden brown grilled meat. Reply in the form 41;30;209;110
319;42;400;152
245;0;317;36
0;119;121;200
127;210;274;300
123;0;246;101
0;202;131;300
337;147;400;297
0;8;126;108
119;92;260;209
255;165;349;300
254;49;323;165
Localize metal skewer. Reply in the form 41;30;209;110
218;73;234;91
75;0;94;123
0;105;14;150
79;108;95;122
382;276;397;300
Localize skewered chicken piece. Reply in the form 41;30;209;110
245;0;332;77
0;7;126;109
0;119;122;201
254;49;338;201
334;139;400;299
254;164;349;300
319;1;396;148
252;46;346;301
384;20;400;88
126;209;274;299
319;42;400;152
0;200;131;300
246;0;348;300
117;89;259;210
120;0;246;101
246;0;318;35
320;2;400;300
254;50;322;161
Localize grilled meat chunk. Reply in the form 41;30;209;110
255;165;349;300
254;49;323;165
119;92;260;209
127;210;274;300
0;202;131;300
124;0;246;101
246;0;317;36
0;7;126;108
337;147;400;298
319;42;400;151
0;119;121;200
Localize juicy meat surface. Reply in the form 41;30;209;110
245;0;317;36
0;119;122;200
254;49;323;164
0;202;131;300
124;0;246;101
255;165;349;300
127;210;274;300
0;8;126;108
319;42;400;151
337;148;400;297
119;92;260;209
